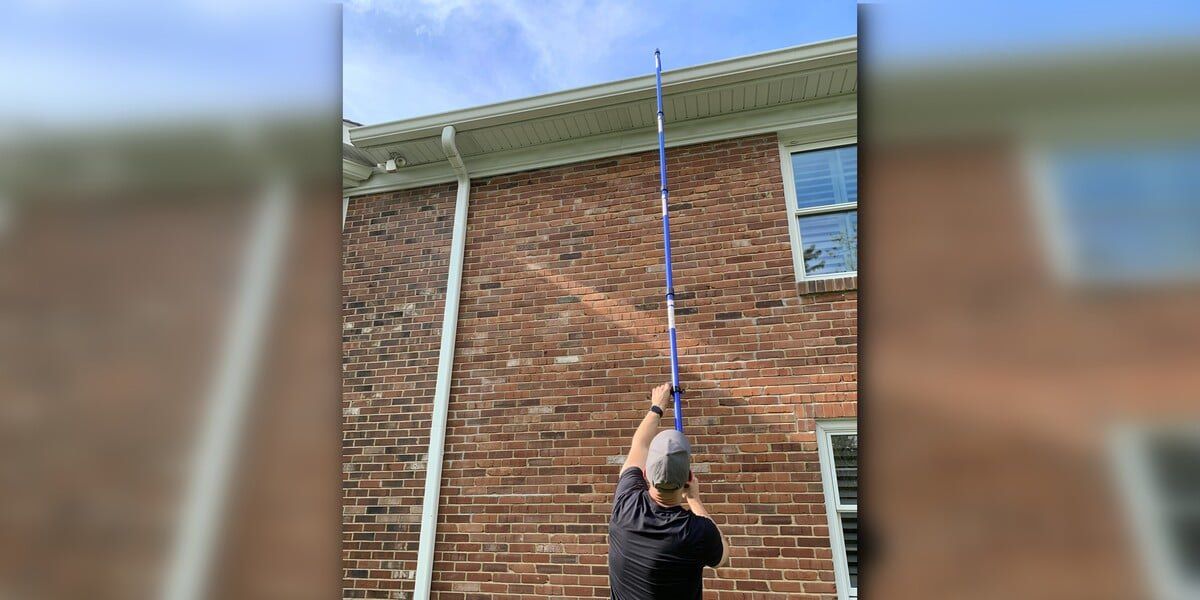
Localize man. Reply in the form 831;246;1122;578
608;382;731;599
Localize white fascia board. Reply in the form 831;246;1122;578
346;95;856;198
348;37;856;148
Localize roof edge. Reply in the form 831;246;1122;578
348;36;856;148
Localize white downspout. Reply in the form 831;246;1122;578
413;125;470;600
162;178;293;600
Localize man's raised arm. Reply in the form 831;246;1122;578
620;382;672;474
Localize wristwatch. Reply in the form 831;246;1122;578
649;405;664;417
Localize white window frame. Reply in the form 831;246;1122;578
817;419;858;600
778;136;859;282
1111;424;1200;600
1021;116;1200;287
1023;145;1081;285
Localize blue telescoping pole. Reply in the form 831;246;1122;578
654;49;684;432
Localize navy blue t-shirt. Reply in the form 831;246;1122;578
608;467;723;600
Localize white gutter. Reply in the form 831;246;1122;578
413;125;470;600
342;157;374;189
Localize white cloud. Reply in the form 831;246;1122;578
343;0;654;122
343;0;377;14
342;36;459;123
486;0;648;87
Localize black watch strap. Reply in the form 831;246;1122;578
649;405;664;417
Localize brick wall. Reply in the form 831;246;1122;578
343;134;858;599
867;140;1200;599
0;195;340;599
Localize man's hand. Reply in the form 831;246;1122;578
621;382;673;474
651;382;672;411
684;473;714;520
683;471;699;499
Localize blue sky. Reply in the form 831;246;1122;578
342;0;857;124
0;2;339;129
345;0;1200;125
2;1;1197;128
865;0;1200;65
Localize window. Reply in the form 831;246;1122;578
1031;142;1200;284
1112;426;1200;600
781;143;858;280
817;420;858;599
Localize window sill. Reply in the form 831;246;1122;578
796;274;857;295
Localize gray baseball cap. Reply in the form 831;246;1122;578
646;429;691;490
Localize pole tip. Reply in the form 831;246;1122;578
654;48;660;55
